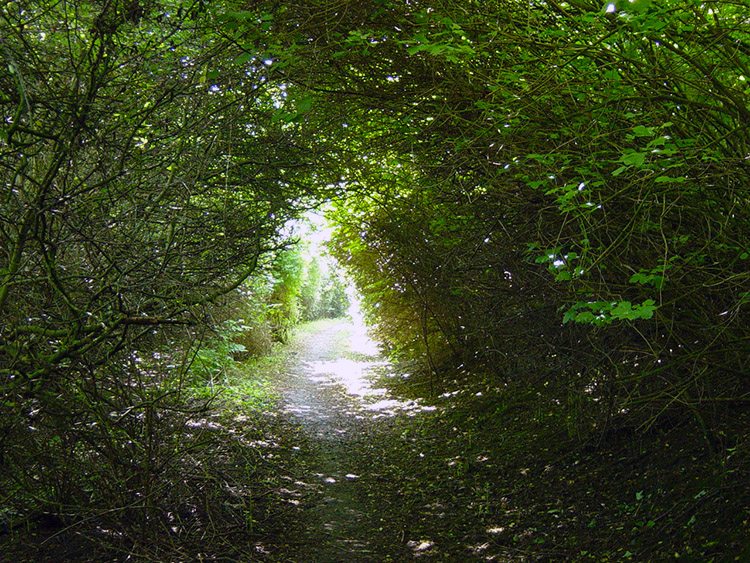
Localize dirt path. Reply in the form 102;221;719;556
268;318;438;562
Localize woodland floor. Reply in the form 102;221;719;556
247;318;451;561
242;319;750;562
252;317;518;562
4;319;749;561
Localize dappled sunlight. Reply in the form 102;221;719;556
274;320;537;562
303;351;436;416
407;539;436;556
288;310;439;417
306;358;388;396
276;319;452;558
364;398;437;417
347;296;380;357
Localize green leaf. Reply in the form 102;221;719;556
629;271;666;289
612;166;628;176
426;44;449;56
632;125;655;137
647;136;668;148
629;299;657;320
235;52;254;64
655;175;675;183
610;301;633;318
622;151;646;167
298;96;313;113
574;311;596;323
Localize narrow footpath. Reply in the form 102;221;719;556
255;317;524;562
263;318;475;562
251;316;747;563
267;319;418;561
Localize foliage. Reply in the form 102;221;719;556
266;243;350;341
247;0;750;449
300;258;350;321
266;247;306;342
318;270;351;319
187;319;252;386
0;0;335;550
3;0;750;557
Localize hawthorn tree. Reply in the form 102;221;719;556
0;0;338;539
245;0;750;443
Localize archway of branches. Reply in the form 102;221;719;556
2;0;749;558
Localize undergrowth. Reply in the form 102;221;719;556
0;326;303;562
5;319;747;561
364;365;750;562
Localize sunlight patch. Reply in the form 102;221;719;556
307;358;384;396
407;539;435;553
348;303;380;356
470;542;490;554
186;418;222;430
254;543;271;555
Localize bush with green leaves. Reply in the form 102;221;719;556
0;0;337;549
258;0;750;443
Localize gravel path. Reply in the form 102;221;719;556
269;319;432;562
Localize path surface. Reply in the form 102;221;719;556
269;318;441;562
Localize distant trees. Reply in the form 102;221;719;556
300;257;350;322
267;246;350;343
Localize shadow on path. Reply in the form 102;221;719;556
269;319;438;562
